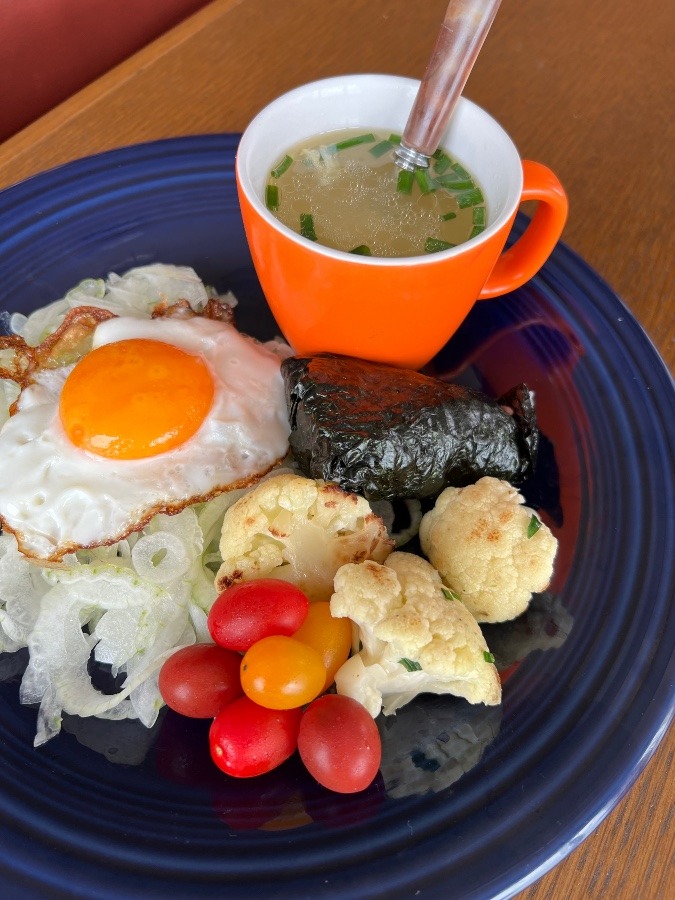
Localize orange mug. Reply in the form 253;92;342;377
236;74;568;369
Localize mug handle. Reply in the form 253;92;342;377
478;160;568;299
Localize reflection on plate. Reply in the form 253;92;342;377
0;135;672;899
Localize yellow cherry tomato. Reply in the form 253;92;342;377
293;602;352;690
240;635;325;710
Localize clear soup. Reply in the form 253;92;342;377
265;128;486;258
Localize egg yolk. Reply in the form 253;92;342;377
59;339;215;460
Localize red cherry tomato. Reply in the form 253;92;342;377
208;579;310;652
240;635;325;709
298;694;382;793
209;695;301;778
158;644;243;718
292;601;353;690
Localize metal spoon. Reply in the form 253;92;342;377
395;0;503;171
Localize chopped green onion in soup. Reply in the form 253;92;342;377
265;128;486;257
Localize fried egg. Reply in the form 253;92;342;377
0;315;290;561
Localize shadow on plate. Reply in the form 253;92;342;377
0;590;572;831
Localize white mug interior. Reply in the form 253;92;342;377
236;74;524;264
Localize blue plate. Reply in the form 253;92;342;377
0;135;672;899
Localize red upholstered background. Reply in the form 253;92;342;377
0;0;211;143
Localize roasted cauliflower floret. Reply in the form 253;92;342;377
215;474;393;601
419;476;558;623
330;551;501;717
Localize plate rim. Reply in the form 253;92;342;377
0;133;673;899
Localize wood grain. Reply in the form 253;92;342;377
0;1;672;896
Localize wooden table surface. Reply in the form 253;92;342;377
0;0;672;896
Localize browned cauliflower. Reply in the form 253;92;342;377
330;551;501;716
419;477;558;623
214;474;393;601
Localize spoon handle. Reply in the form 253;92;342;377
402;0;503;158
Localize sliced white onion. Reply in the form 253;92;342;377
131;532;190;584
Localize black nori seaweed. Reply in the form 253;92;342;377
281;354;539;501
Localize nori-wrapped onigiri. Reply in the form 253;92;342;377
282;354;538;501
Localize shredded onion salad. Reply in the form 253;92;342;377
0;264;298;746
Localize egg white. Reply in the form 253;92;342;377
0;316;290;561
